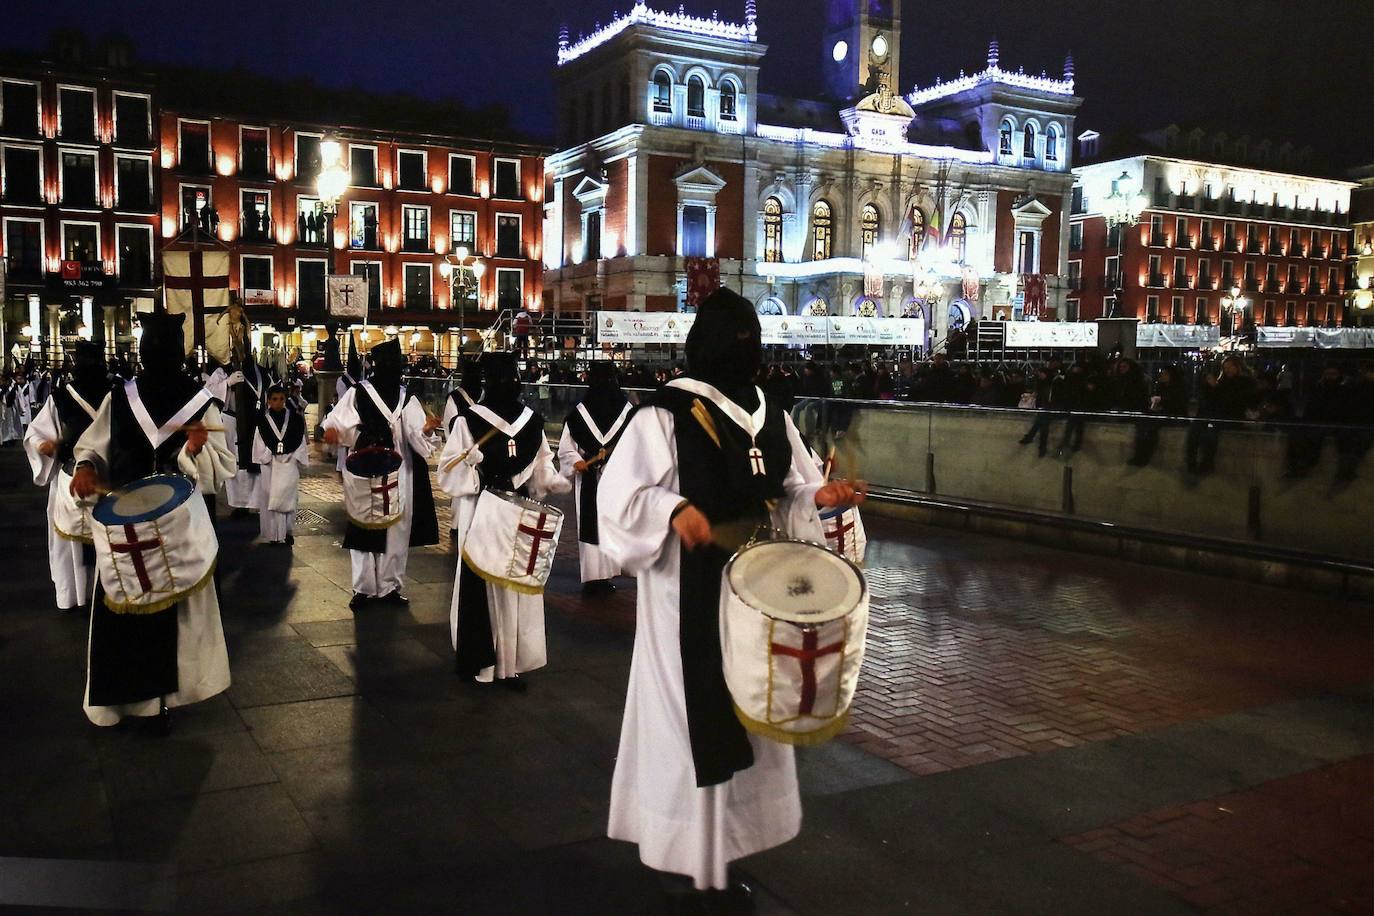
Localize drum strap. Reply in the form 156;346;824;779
124;380;213;449
667;378;768;475
468;404;533;459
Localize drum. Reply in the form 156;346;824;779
720;538;869;746
820;505;867;565
90;473;218;614
343;447;405;529
462;489;564;595
53;463;94;543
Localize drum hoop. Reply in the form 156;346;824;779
484;488;564;520
92;473;196;526
345;446;403;476
723;536;867;622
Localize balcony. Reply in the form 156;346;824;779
1244;278;1260;292
685;114;708;131
1151;192;1171;207
1289;244;1305;258
1173;274;1192;289
1264;280;1281;294
1246;240;1263;255
1223;238;1240;253
1147;272;1166;288
1199;236;1216;251
1223;199;1244;216
1329;245;1344;260
1306;281;1323;296
1200;197;1221;213
1310;245;1326;260
241;215;274;244
649;109;672;127
1176;194;1195;211
1149;232;1169;247
3;256;43;284
1103;273;1121;290
1067;276;1083;291
1176;235;1194;250
1197;273;1215;290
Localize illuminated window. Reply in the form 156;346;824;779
242;190;271;241
402;204;430;251
450;210;476;249
1022;123;1037;159
762;196;783;263
687;76;706;119
948;212;967;263
908;207;925;260
999;120;1013;155
1045;125;1060;162
653;73;672;113
720;82;738;121
860;203;880;260
811;200;833;261
349;201;379;249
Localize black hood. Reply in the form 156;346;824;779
685;289;761;406
135;312;201;425
583;361;628;429
367;338;404;404
478;352;524;419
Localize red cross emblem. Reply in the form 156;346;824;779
164;250;230;347
771;626;843;716
824;513;856;555
518;512;557;576
372;474;399;515
111;523;162;593
748;446;766;476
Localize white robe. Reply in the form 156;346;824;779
73;397;236;726
596;404;824;890
251;418;310;543
221;407;259;510
322;383;435;597
556;404;633;583
23;400;92;610
437;414;570;678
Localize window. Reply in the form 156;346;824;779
681;205;706;258
1284;301;1296;326
350;145;377;187
1045;125;1060;162
948;212;967;262
1198;258;1211;286
1199;218;1213;249
181;185;211;229
1;145;42;204
908;207;926;259
584;209;603;261
1196;297;1210;325
0;81;40;136
762;196;783;263
297;260;327;311
58;87;95;141
402;205;430;251
403;263;432;310
720;82;738;121
4;218;43;277
60;151;97;207
653;72;672;113
1148;254;1162;285
1022;123;1036;159
240;127;269;178
1146;295;1160;322
1069;222;1084;251
687;76;706;119
115;156;151;210
496;267;523;310
1103;295;1117;317
1017;230;1038;274
496;213;522;258
1170;296;1184;323
811;200;833;261
297;196;325;246
116;224;153;286
450;210;477;250
242;190;271;241
449;154;475;196
397;150;426;191
1173;255;1186;286
494;159;521;200
1105;255;1120;288
179;120;211;173
349;201;379;249
1150;214;1165;245
295;133;322;183
1067;260;1082;290
62;222;99;263
353;261;382;311
1262;301;1275;325
999;119;1013;156
1175;216;1188;246
241;254;273;300
861;203;880;260
113;93;150;146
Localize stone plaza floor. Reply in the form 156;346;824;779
2;441;1374;914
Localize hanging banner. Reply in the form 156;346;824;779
685;257;721;309
1136;324;1222;348
327;275;369;319
595;313;926;346
597;311;694;344
1004;321;1099;348
1257;327;1374;349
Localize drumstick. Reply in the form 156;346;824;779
441;427;499;472
822;443;837;484
582;447;609;470
179;424;225;432
690;399;721;448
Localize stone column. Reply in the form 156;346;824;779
102;305;117;359
46;304;62;367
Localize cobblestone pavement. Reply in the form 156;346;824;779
2;441;1372;914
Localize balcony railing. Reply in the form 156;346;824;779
2;257;43;283
1246;240;1263;255
1067;276;1083;291
1173;274;1192;289
1223;238;1240;253
1176;235;1194;250
1244;278;1260;292
401;236;430;253
1289;244;1305;258
1103;273;1121;290
1149;233;1169;247
1330;246;1344;260
1199;236;1216;251
686;114;708;131
241;216;274;244
1310;245;1326;260
1147;272;1166;288
1197;274;1215;290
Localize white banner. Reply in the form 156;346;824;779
1004;321;1099;348
596;311;694;344
1257;326;1374;349
596;312;926;347
327;275;369;319
1136;324;1221;348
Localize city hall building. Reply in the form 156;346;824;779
542;0;1082;345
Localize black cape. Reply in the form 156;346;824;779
563;401;634;546
341;386;439;553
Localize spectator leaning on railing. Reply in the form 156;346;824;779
1186;356;1256;476
1128;364;1188;467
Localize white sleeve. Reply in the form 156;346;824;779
72;393;116;480
293;435;311;469
177;405;236;489
251;427;271;466
522;435;572;500
400;397;436;458
441;395;459;435
556;425;581;481
773;413;824;542
437;416;482;498
23;400;62;486
321;387;360;448
596;407;685;575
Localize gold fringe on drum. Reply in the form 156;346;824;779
103;560;217;615
459;550;547;597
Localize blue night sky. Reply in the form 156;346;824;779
3;0;1364;170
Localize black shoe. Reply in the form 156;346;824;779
284;533;295;546
379;590;410;607
1018;435;1034;446
349;592;372;611
230;507;251;519
498;676;527;693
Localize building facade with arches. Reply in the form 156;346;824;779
544;1;1081;346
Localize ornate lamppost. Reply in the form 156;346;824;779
1103;170;1146;318
439;245;485;358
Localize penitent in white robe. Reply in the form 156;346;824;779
73;398;236;726
596;405;825;891
438;415;570;678
556;409;631;583
251;420;309;543
322;384;436;598
23;399;94;610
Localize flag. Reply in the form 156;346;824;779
328;275;369;319
685;257;720;309
1021;274;1046;318
163;249;230;355
864;262;884;298
926;206;943;252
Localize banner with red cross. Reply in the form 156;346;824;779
163;249;231;355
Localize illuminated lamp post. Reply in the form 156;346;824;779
1103;170;1146;318
439;246;485;357
1219;285;1249;347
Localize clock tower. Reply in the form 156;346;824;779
822;0;902;102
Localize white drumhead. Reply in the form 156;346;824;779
114;483;175;517
726;539;865;624
490;489;563;521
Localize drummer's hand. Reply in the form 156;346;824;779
184;422;209;457
573;459;589;474
37;439;58;457
226;370;246;386
423;415;442;434
70;465;103;499
671;503;713;550
816;480;868;509
323;427;341;445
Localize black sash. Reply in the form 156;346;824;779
564;404;632;546
341;388;439;553
653;385;791;788
53;384;104;465
256;409;306;456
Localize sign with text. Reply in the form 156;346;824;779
1004;321;1099;349
595;312;926;347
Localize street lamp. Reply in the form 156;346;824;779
1219;284;1249;344
316;132;350;277
1103;170;1146;318
439;245;485;358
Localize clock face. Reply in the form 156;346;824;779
871;34;889;58
832;40;849;63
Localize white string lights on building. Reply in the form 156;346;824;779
557;1;758;66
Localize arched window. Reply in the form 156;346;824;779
1022;123;1037;159
907;207;925;260
811;200;833;261
720;82;738;122
999;119;1014;155
861;203;880;260
948;212;967;263
762;196;783;263
687;75;706;118
652;72;672;113
1045;125;1060;162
